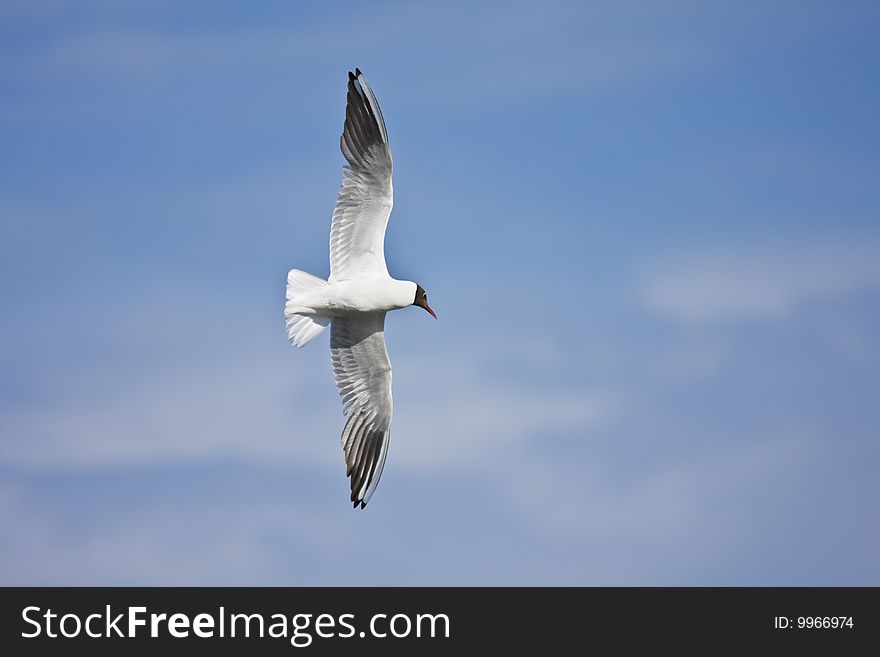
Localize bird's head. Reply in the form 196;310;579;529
413;284;437;319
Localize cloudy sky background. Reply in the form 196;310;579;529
2;1;879;584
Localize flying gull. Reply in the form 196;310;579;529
284;68;436;508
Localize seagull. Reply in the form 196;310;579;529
284;69;436;509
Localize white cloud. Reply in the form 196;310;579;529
641;240;880;324
394;353;620;472
0;351;334;471
5;2;752;107
0;342;620;476
490;427;822;583
0;279;622;478
0;480;368;585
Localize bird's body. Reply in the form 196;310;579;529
286;277;417;318
284;69;435;508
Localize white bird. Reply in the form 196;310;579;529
284;68;436;509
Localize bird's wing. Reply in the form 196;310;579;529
329;69;393;282
330;312;393;508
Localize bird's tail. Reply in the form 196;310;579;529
285;269;330;347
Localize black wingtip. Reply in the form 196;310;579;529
355;67;362;77
348;70;355;81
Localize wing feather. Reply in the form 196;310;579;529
329;70;393;281
330;313;393;508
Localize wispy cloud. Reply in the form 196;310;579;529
0;477;367;585
3;1;879;586
2;2;760;110
0;423;829;585
641;239;880;324
0;329;620;476
392;353;620;472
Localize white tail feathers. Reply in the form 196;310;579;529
285;269;330;347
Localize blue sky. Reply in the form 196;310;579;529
1;0;879;584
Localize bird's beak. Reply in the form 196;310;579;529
424;303;437;319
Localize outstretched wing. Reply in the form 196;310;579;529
329;69;393;282
330;312;393;508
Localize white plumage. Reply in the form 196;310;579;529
284;69;435;508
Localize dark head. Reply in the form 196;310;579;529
413;284;437;319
